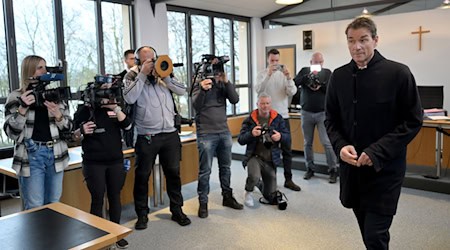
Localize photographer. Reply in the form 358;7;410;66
256;49;300;192
192;56;243;218
238;93;290;209
73;80;131;249
294;52;338;183
123;46;190;228
3;55;73;210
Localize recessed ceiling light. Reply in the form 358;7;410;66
275;0;303;5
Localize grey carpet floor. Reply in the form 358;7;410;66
122;160;450;250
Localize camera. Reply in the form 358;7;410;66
195;54;230;80
274;64;285;72
82;75;123;107
260;124;274;149
26;67;71;107
154;55;174;78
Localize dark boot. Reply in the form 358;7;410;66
198;202;208;218
284;179;301;191
135;215;149;230
171;208;191;226
329;169;338;184
222;192;243;210
303;169;314;180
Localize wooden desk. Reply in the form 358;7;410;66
421;119;450;178
0;134;199;213
0;202;131;250
289;113;325;153
288;113;450;175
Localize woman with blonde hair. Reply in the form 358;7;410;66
3;55;72;210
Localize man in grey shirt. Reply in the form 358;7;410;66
123;46;190;229
192;57;243;218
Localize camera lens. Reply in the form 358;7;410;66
161;61;169;71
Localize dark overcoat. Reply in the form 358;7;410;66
325;50;423;215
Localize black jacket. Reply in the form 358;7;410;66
238;109;290;168
293;67;332;113
325;50;423;215
74;105;132;164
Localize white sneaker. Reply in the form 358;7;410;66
244;191;254;207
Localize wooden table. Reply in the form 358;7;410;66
0;202;131;250
0;133;199;213
422;119;450;178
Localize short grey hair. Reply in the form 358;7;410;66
257;92;271;100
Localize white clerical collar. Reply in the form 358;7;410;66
358;65;367;70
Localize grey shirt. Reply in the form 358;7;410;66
123;66;186;135
192;80;239;134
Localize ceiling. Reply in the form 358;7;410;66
152;0;445;26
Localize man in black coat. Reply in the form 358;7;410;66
325;17;423;249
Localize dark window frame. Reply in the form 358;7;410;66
0;0;134;156
167;5;252;118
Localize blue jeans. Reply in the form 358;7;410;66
19;139;63;210
197;132;233;204
301;110;337;172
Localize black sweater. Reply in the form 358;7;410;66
74;105;131;164
293;67;331;113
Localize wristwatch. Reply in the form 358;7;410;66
113;106;122;114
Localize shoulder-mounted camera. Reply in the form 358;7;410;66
194;54;230;80
26;66;71;107
81;75;123;108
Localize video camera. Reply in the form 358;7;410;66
195;54;230;80
82;75;123;107
26;66;71;107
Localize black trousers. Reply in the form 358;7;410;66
353;208;394;250
134;131;183;216
83;161;126;224
282;118;293;180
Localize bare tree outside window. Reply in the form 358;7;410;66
102;2;131;76
62;0;98;94
168;11;189;118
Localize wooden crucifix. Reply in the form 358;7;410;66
411;26;430;51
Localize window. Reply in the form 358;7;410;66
0;4;8;98
1;4;12;148
233;20;250;114
167;7;252;117
168;11;189;118
0;0;134;152
102;2;132;75
14;0;58;72
62;0;98;93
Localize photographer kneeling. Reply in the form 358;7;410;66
238;93;290;209
73;80;131;249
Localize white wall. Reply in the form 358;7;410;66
262;9;450;110
133;2;450;110
134;0;169;54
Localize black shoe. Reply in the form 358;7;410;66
329;170;338;184
135;215;148;230
171;211;191;226
223;193;244;210
198;203;208;218
284;179;301;191
303;169;314;180
116;238;129;249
